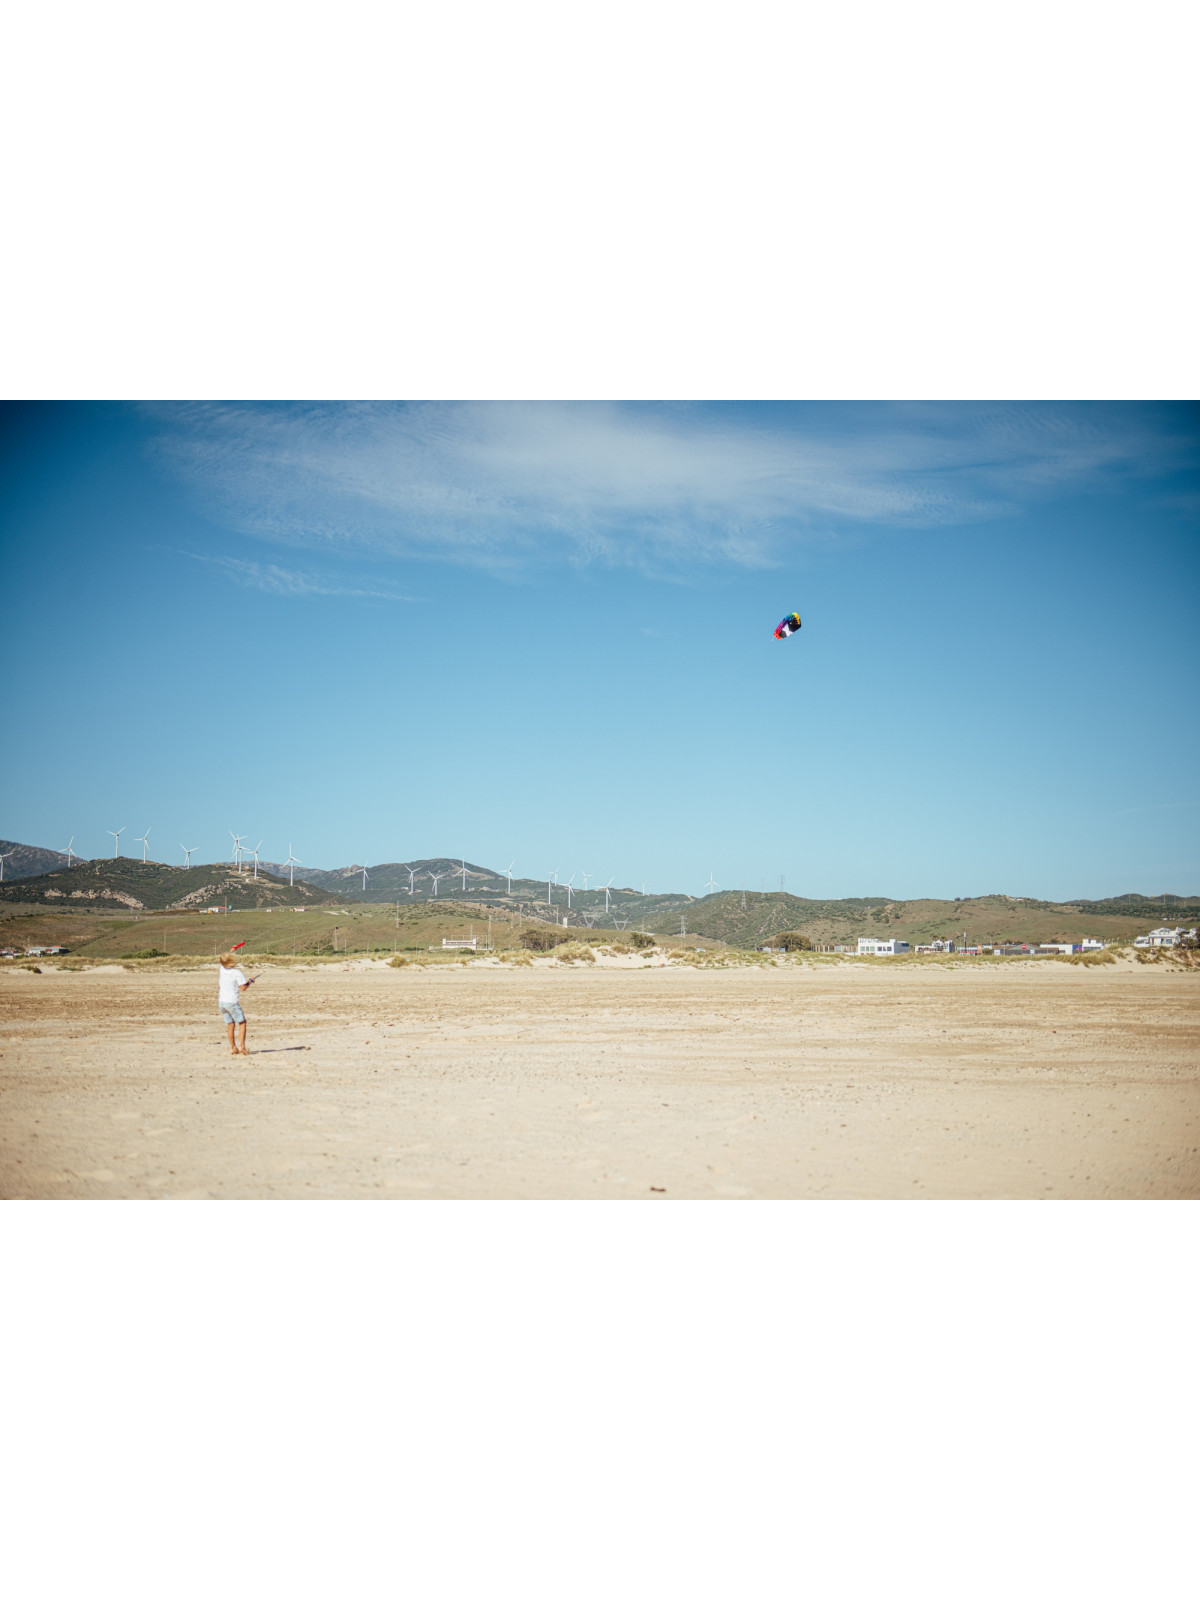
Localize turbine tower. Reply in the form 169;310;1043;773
580;872;591;890
107;827;125;858
181;844;197;868
251;841;263;879
135;826;152;862
429;869;443;896
284;845;301;887
564;872;576;908
0;851;12;882
230;832;247;872
63;836;77;867
704;870;718;894
361;862;369;892
601;877;614;913
404;864;417;895
457;859;469;890
504;860;515;893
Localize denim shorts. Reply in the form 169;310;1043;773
220;1003;245;1024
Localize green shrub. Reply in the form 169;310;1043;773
123;948;168;960
774;932;812;952
630;932;655;949
554;941;595;963
520;927;567;951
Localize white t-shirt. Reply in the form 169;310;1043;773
218;965;248;1004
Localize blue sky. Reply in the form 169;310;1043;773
2;400;1197;899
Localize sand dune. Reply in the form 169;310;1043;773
1;960;1196;1199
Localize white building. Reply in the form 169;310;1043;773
1134;926;1196;948
858;937;911;956
1081;938;1105;951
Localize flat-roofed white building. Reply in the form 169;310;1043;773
858;937;911;956
1134;926;1196;948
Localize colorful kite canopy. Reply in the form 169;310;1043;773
773;612;802;640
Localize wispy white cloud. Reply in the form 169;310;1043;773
187;552;415;601
149;402;1194;575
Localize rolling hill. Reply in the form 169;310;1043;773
1;841;1194;946
273;857;696;921
296;862;1200;947
0;858;341;911
642;890;1200;950
0;840;72;881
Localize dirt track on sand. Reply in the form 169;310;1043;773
1;961;1197;1199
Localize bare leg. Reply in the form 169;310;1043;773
227;1020;238;1055
237;1019;248;1054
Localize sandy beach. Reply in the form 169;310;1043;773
1;958;1196;1199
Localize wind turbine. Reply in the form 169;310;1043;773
457;859;469;890
564;872;576;908
135;826;152;862
404;864;417;895
230;831;247;872
251;841;263;879
429;868;443;896
504;861;515;893
181;844;198;868
548;872;558;906
284;845;301;887
704;870;718;894
0;851;12;882
63;836;77;866
580;871;591;890
600;877;614;914
108;827;125;858
361;862;369;892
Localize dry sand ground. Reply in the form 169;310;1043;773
1;959;1197;1199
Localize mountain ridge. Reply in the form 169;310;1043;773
1;842;1195;945
0;840;73;880
0;857;341;911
